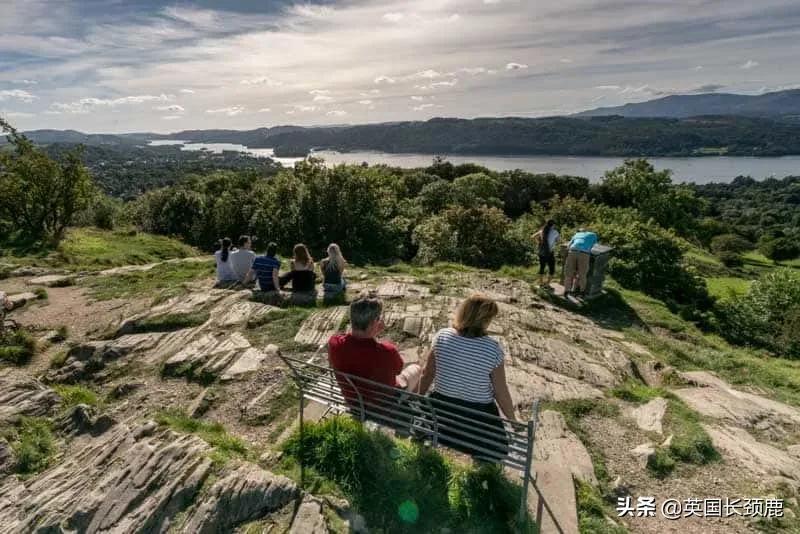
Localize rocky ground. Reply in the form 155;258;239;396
1;261;798;533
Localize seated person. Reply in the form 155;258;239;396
417;293;515;459
278;243;317;292
214;237;238;285
250;241;281;292
328;295;421;415
320;243;347;295
229;235;256;284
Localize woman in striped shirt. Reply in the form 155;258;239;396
417;294;516;458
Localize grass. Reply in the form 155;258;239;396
7;417;57;477
706;276;751;300
0;328;37;365
244;307;313;351
81;259;214;301
130;311;210;333
155;410;251;464
1;227;198;271
575;480;628;534
609;380;667;404
53;384;101;410
33;287;48;300
49;350;69;368
280;416;536;533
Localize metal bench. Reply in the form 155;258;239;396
279;353;541;523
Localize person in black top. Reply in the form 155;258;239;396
278;243;317;292
320;243;347;296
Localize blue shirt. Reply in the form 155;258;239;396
252;255;281;290
569;231;597;253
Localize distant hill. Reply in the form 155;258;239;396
576;89;800;119
8;114;800;156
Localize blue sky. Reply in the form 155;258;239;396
1;0;799;133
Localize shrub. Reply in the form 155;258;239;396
758;236;800;262
717;251;744;268
0;329;37;365
710;233;752;255
718;268;800;357
12;417;56;476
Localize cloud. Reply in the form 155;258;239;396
50;94;172;113
240;77;283;86
374;76;396;84
559;58;573;64
483;0;502;4
257;107;271;112
691;65;704;71
409;69;442;79
415;79;458;90
326;110;347;117
309;89;330;95
179;88;195;94
155;104;185;112
290;4;333;18
506;62;528;70
360;90;381;97
313;95;334;102
458;67;487;75
412;103;438;111
206;106;245;116
286;104;318;114
162;115;181;120
12;79;37;85
0;89;37;102
740;60;759;69
357;100;373;105
594;85;621;90
410;96;425;101
382;12;404;23
0;110;34;118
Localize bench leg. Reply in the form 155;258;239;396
299;393;305;489
519;418;535;527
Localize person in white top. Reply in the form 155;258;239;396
533;219;560;286
214;237;237;285
229;235;257;284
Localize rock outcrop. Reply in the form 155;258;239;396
0;373;60;424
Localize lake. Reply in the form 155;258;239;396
147;140;800;184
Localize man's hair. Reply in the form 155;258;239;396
266;242;278;256
238;235;250;247
349;294;383;331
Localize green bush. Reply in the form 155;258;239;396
12;417;56;476
0;329;37;365
716;251;743;268
53;385;100;409
758;236;800;262
710;233;752;255
718;268;800;357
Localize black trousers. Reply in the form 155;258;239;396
429;392;509;460
538;253;556;275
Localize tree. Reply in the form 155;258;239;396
450;173;503;209
0;117;93;242
758;236;800;262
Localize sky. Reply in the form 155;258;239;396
1;0;799;133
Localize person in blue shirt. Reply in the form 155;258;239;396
564;229;598;297
249;242;281;292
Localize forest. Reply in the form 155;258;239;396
2;116;799;359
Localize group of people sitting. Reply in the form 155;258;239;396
213;236;347;299
328;292;516;456
532;221;598;298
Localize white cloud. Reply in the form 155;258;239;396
382;12;404;23
179;88;195;94
416;79;458;90
257;107;271;112
409;69;442;79
162;115;181;120
240;76;283;86
559;58;573;64
326;110;347;117
286;104;318;114
309;89;331;95
692;65;704;71
483;0;502;4
12;79;37;85
357;100;373;105
206;105;245;116
50;94;172;113
374;76;396;84
0;89;37;102
412;103;437;111
594;85;621;90
0;110;34;118
360;90;381;97
506;62;528;70
313;94;334;102
458;67;487;75
740;60;759;69
410;95;425;101
155;104;185;112
290;4;333;18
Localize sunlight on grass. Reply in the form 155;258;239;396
156;410;250;464
81;260;214;300
706;276;751;299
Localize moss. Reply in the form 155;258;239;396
33;287;48;300
53;384;101;410
609;380;667;404
156;410;250;464
49;350;69;368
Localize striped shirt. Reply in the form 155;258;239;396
431;327;504;404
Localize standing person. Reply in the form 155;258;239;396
417;294;516;458
533;219;559;286
279;243;316;292
328;294;421;406
214;237;237;285
229;235;256;284
250;241;281;292
563;228;598;297
320;243;347;296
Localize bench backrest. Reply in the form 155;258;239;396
279;353;539;475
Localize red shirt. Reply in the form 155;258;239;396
328;333;403;388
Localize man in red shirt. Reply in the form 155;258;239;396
328;295;421;410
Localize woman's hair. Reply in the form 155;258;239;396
326;243;346;272
293;243;312;266
220;237;232;262
540;219;555;242
452;293;499;338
